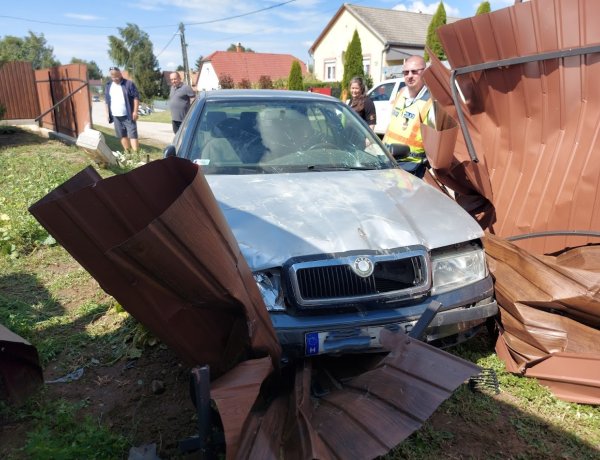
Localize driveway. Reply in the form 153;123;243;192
91;101;174;146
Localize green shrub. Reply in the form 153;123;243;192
288;61;303;90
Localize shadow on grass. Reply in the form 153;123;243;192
384;332;600;460
0;271;135;369
0;272;63;347
388;384;600;460
0;127;50;148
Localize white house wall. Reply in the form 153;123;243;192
312;9;385;87
197;63;220;91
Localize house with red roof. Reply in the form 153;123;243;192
195;46;308;90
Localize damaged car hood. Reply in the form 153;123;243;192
206;169;483;270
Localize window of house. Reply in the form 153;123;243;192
324;60;336;81
363;57;371;76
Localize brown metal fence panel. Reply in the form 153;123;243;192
425;0;600;254
35;63;91;138
0;61;40;119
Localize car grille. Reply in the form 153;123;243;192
288;250;430;308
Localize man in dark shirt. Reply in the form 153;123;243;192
168;72;196;134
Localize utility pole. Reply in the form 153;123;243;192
179;22;191;85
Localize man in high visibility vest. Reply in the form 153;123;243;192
382;55;434;178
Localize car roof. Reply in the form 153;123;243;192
199;89;338;102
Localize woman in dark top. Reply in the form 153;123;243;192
348;76;376;130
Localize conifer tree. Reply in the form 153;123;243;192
342;29;364;98
288;60;303;90
476;1;491;15
424;2;447;62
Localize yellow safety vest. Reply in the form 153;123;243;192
383;91;433;162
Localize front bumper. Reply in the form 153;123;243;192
271;276;497;357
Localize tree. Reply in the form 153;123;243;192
258;75;273;89
176;65;184;71
288;61;303;91
424;2;447;62
219;73;235;89
108;23;161;101
194;56;203;71
476;1;491;15
70;58;102;79
342;30;364;99
227;43;254;53
0;31;60;69
237;78;251;89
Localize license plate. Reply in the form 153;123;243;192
305;322;415;356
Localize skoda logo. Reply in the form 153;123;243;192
351;256;374;278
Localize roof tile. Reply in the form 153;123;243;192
203;51;307;84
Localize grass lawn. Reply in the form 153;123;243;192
93;126;164;157
1;126;599;459
138;110;171;124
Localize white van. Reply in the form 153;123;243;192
366;78;405;136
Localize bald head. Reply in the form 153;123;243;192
170;72;182;88
403;55;427;97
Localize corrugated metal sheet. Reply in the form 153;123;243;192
424;0;600;254
486;233;600;404
29;157;281;377
0;61;40;119
0;323;43;405
230;331;480;459
35;64;91;137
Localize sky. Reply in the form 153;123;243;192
0;0;515;75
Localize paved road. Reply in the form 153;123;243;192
92;101;175;147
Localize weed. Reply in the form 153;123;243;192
388;424;453;459
0;140;89;256
23;399;128;459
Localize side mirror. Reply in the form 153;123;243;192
163;145;176;158
388;143;411;161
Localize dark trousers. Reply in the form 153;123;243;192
399;161;427;179
172;120;182;134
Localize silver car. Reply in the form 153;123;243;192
166;90;497;357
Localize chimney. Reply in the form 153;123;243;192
236;42;242;53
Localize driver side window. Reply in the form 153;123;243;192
369;83;395;101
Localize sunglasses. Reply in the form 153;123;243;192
109;66;120;71
402;68;424;76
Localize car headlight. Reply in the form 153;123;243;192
253;270;286;311
431;245;488;295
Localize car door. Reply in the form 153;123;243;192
368;80;405;135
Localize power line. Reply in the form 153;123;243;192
156;31;179;58
0;15;115;29
0;1;297;30
181;0;297;27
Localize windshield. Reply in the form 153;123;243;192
185;98;395;174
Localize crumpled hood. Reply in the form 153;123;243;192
206;169;483;271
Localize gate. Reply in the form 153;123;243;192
35;64;91;138
0;61;91;138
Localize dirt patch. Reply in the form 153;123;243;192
1;346;195;459
46;345;195;458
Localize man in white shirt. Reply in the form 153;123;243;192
104;67;140;153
